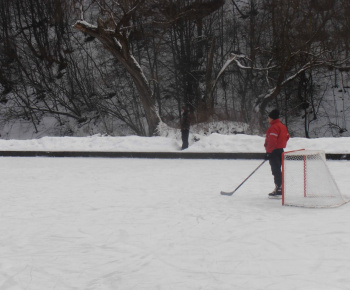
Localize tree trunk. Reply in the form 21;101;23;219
74;21;159;136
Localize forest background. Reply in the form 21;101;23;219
0;0;350;139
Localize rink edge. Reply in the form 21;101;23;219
0;151;349;160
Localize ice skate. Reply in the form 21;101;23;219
268;185;282;199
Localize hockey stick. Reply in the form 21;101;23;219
220;160;267;196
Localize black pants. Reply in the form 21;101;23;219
181;129;189;150
269;148;284;187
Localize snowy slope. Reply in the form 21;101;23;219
0;133;350;153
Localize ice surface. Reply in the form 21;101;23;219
1;157;350;289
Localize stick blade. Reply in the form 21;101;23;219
220;191;235;196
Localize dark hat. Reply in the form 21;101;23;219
268;109;280;120
182;105;190;112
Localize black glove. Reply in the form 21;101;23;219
264;153;270;160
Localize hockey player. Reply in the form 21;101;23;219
264;109;290;197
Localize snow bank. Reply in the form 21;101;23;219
0;133;349;153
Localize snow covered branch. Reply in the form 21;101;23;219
74;20;97;31
211;53;276;97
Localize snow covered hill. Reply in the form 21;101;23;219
0;131;350;154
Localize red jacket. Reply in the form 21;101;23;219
264;119;289;153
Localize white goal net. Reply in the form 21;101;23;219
282;149;350;208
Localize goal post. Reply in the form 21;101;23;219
282;149;350;208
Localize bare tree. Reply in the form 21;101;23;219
73;0;225;133
73;0;161;136
214;0;350;131
0;0;93;129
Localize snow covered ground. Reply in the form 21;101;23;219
1;133;350;153
1;134;350;289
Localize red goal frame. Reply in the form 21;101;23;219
282;149;305;206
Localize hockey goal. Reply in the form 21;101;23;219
282;149;350;208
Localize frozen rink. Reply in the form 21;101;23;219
1;157;350;290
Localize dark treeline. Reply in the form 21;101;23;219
0;0;349;137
